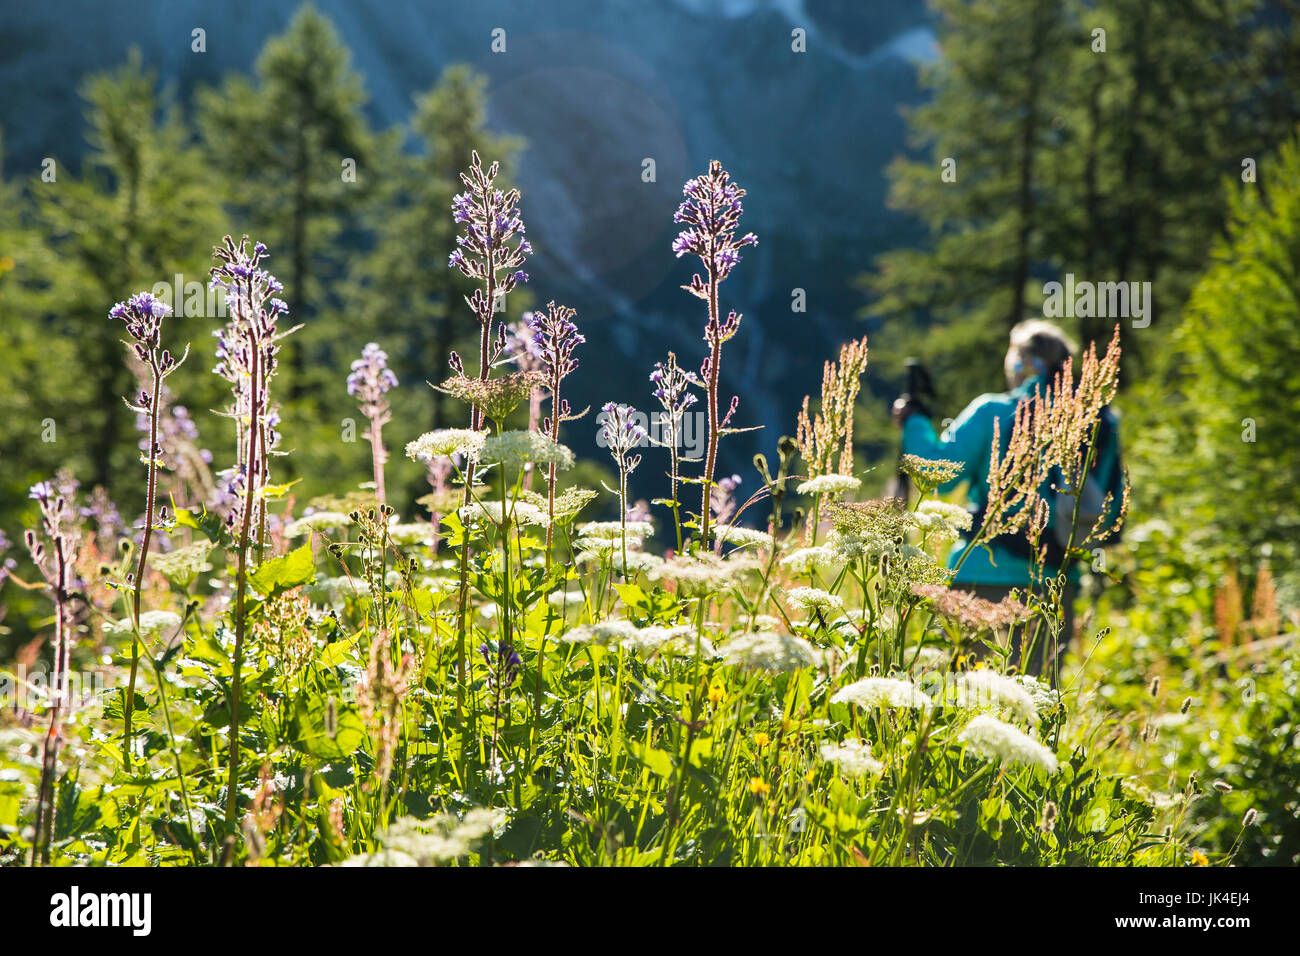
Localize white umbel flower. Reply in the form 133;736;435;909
620;624;712;657
957;714;1059;773
459;499;548;528
779;545;840;573
284;511;352;536
720;631;821;672
576;520;654;541
1014;674;1062;716
786;587;844;613
104;610;183;638
387;522;438;546
827;529;892;562
344;809;505;866
917;500;973;532
560;618;640;647
406;428;487;465
481;430;575;471
832;676;933;711
954;670;1039;724
796;474;861;496
714;525;774;549
819;738;884;776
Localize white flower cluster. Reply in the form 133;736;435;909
819;738;884;777
827;529;892;562
387;522;438;546
956;714;1058;773
459;499;548;528
560;618;640;646
714;524;775;549
576;520;654;541
406;428;487;465
796;474;861;497
786;586;844;613
917;500;973;531
104;610;184;639
1014;674;1062;716
561;619;715;658
913;500;973;538
779;545;841;573
832;676;934;711
342;809;506;867
954;670;1039;724
149;541;214;584
648;553;758;594
720;630;821;672
284;511;352;537
481;430;575;471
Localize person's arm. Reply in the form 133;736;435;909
900;395;996;494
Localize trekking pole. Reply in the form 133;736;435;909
889;358;934;501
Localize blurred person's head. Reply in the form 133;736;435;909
1004;319;1077;388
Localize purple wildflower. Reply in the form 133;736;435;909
478;639;523;691
672;160;758;289
600;402;647;475
347;342;398;506
447;151;530;324
209;235;295;532
672;161;757;546
523;302;585;559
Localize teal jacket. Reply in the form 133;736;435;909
901;376;1078;586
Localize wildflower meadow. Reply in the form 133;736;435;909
1;3;1297;900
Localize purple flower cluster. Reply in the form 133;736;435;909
650;352;702;422
211;237;289;385
600;402;646;476
109;292;177;369
478;639;522;691
526;302;584;381
209;236;293;529
136;402;210;465
24;479;80;593
527;302;586;433
0;529;15;584
447;150;530;322
503;319;545;376
671;160;758;296
711;473;743;530
347;342;398;420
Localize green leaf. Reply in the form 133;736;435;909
260;479;302;500
289;692;366;761
173;506;230;545
102;689;149;722
250;544;316;600
631;742;674;778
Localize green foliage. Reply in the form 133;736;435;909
1130;132;1300;581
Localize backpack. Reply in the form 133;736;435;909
1049;406;1125;552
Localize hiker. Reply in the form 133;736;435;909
891;319;1123;677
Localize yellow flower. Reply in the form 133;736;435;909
754;732;771;748
781;717;796;734
972;660;987;671
804;768;815;784
1190;850;1209;867
708;685;725;704
748;777;770;797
